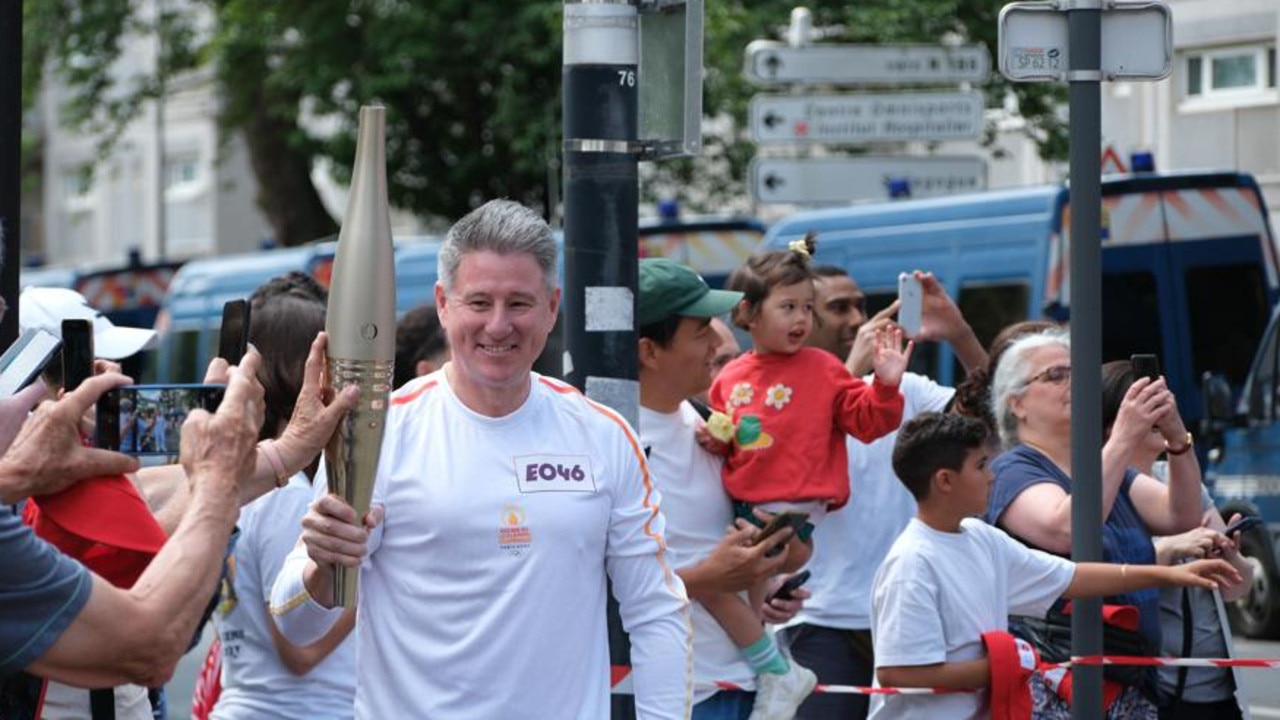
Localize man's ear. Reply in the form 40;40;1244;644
638;337;660;372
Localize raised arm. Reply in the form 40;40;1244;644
26;352;264;688
914;271;987;375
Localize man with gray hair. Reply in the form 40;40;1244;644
272;199;694;719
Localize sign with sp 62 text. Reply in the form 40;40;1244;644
998;1;1172;82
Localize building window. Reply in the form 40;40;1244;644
164;156;200;189
1184;45;1277;100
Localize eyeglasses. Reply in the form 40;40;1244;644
1027;365;1072;386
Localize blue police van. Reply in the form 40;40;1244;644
764;171;1280;431
151;238;442;383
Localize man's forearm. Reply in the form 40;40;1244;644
28;473;240;688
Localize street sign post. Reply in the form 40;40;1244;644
997;2;1174;716
744;41;990;85
999;1;1172;81
750;91;984;144
749;156;987;205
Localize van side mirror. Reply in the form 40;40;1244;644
1202;372;1234;423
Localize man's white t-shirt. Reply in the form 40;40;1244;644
789;372;953;631
213;473;355;720
272;372;693;720
869;518;1075;720
639;401;755;703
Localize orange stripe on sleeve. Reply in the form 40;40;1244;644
391;379;438;406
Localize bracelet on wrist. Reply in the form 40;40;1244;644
258;439;291;488
1165;431;1194;457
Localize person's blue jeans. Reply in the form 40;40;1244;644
692;689;756;720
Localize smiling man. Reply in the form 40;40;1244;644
271;200;693;720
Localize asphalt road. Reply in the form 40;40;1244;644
1239;637;1280;717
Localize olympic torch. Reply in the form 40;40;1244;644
324;105;396;607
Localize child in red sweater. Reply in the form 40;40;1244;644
701;237;911;719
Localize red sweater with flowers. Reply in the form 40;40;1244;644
708;347;903;510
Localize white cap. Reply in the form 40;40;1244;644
20;286;159;360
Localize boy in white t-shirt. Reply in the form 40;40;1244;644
870;412;1241;720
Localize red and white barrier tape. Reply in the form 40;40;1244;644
609;655;1280;696
1066;655;1280;670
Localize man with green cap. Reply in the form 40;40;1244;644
637;258;805;720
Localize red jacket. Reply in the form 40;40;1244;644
709;347;903;510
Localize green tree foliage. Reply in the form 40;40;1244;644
25;0;1065;241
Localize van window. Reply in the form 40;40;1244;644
1246;315;1278;421
954;281;1032;377
1185;263;1269;387
168;330;202;384
958;282;1032;353
1102;271;1162;363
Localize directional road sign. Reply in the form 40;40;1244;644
745;41;990;85
750;91;984;144
750;156;987;205
999;1;1172;82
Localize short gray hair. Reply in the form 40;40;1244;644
438;200;557;292
989;327;1071;448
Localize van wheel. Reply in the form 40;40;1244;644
1227;527;1280;639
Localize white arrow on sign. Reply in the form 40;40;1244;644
750;156;987;205
744;40;990;85
750;92;985;144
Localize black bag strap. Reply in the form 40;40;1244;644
1171;587;1193;711
89;687;115;720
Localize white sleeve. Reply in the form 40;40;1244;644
901;372;956;416
872;567;947;669
995;529;1076;618
268;540;344;646
267;462;384;645
604;424;694;720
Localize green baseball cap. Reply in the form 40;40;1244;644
638;258;742;326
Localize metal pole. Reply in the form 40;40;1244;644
1067;2;1104;718
0;2;20;348
155;0;167;261
563;2;640;717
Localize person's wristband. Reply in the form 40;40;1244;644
258;439;291;487
1165;431;1194;457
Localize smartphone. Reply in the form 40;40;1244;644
0;328;62;398
766;569;812;603
1131;353;1161;381
217;299;251;365
1224;515;1263;536
96;384;225;455
897;272;923;337
752;510;810;557
61;319;95;393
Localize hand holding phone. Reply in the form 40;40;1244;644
0;328;62;399
1131;353;1161;381
1224;514;1263;537
765;569;811;603
96;384;226;456
218;299;251;365
897;272;923;338
751;510;810;557
61;319;95;393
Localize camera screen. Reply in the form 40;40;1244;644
107;385;224;455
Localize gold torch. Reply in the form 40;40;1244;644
324;105;396;607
